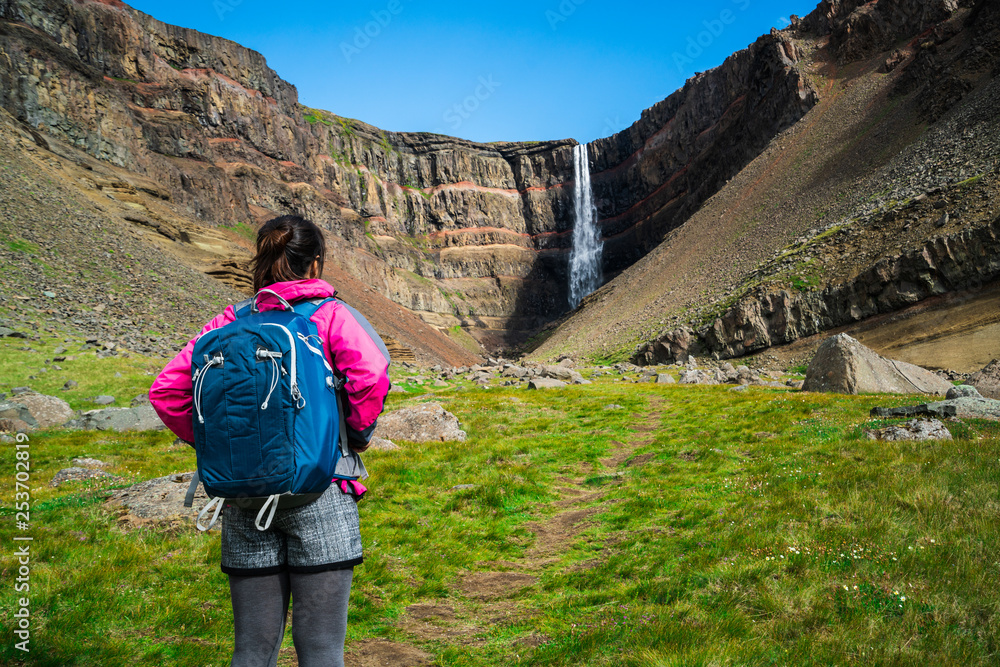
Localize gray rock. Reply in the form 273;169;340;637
528;378;567;390
10;393;74;428
450;484;477;491
389;385;406;394
603;404;625;410
655;373;675;385
0;401;37;427
130;393;150;407
376;402;467;442
367;436;399;452
105;472;217;530
968;360;1000;400
866;418;952;441
946;385;981;400
0;327;13;337
871;394;1000;422
541;365;584;383
729;385;749;392
92;395;115;406
62;380;78;390
78;404;166;432
11;387;31;395
432;380;449;388
803;334;952;395
50;467;117;487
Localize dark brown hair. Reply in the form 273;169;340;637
252;216;326;292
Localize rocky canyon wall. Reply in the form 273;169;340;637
0;0;821;348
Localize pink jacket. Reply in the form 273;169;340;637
150;279;390;444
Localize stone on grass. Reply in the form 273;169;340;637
870;392;1000;422
655;373;675;385
389;385;406;394
0;401;37;428
62;380;78;390
92;395;115;406
946;385;981;400
376;402;466;442
76;404;166;432
540;365;585;384
50;467;117;487
803;334;952;395
969;360;1000;400
367;436;400;452
528;378;567;390
105;472;216;530
10;393;74;428
866;419;952;441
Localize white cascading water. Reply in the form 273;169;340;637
568;143;603;309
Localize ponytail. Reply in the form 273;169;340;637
252;216;326;292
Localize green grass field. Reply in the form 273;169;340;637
2;350;999;665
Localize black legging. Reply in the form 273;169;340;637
228;569;353;667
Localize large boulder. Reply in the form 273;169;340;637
528;378;567;390
375;403;467;442
969;359;1000;400
803;334;952;395
10;393;74;429
540;365;585;384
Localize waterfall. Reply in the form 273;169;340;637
568;143;603;309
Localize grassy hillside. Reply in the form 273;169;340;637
2;358;999;665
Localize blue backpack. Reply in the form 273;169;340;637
184;289;367;531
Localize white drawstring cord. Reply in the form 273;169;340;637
196;496;225;531
194;354;224;424
254;494;281;531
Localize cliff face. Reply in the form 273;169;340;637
0;0;820;350
589;31;817;273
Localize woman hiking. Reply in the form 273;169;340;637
150;215;390;667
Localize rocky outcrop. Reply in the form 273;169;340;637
636;216;1000;365
803;333;952;395
968;360;1000;399
802;0;961;61
0;0;822;346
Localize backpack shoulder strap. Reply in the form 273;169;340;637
232;297;254;319
289;297;351;459
291;297;337;321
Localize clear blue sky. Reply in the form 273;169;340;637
126;0;818;144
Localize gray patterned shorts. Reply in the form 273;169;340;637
220;484;363;576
